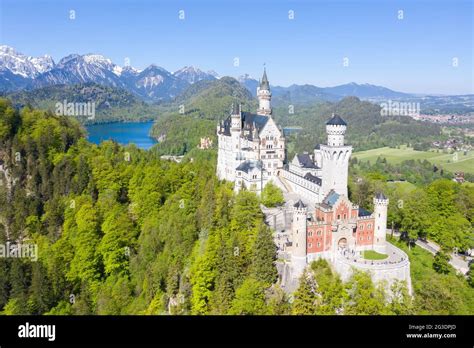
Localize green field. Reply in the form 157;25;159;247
387;181;417;193
353;146;474;174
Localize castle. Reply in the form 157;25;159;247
217;69;411;292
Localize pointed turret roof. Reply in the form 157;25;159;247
326;113;347;126
231;102;240;115
293;199;306;208
375;192;388;200
260;68;270;91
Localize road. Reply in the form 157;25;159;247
389;229;470;275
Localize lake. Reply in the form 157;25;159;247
86;121;157;150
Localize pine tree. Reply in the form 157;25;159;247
251;223;277;285
292;270;316;315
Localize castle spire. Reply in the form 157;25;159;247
257;67;272;116
260;67;270;91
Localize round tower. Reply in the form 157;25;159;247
326;113;346;146
373;192;389;254
257;68;272;116
320;114;352;198
291;199;308;278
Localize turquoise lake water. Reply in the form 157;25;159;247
86;121;157;150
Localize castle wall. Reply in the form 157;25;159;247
280;169;321;203
332;251;412;295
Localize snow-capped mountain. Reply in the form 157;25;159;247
34;53;124;88
172;66;217;84
0;46;216;101
123;64;189;101
0;45;55;78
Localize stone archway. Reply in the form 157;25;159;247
338;238;348;248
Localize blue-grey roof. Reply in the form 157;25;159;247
358;207;372;217
304;173;322;186
296;153;318;169
235;160;262;173
326;114;347;126
375;192;388;200
219;111;270;139
322;190;340;207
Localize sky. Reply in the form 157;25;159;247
0;0;472;94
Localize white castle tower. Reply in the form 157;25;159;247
320;114;352;198
257;68;272;116
373;192;389;253
291;200;308;277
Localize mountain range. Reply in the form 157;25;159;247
0;46;217;102
1;45;419;103
1;45;472;114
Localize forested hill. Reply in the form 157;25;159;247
274;96;442;156
0;99;472;315
5;83;158;124
150;77;257;155
0;98;279;315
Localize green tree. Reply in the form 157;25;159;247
229;277;267;315
261;182;284;207
433;251;451;274
310;259;345;314
251;223;277;285
389;280;413;314
344;271;390;315
292;270;317;315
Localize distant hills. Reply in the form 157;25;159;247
1;45;472;113
7;83;157;123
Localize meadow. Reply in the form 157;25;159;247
353;146;474;174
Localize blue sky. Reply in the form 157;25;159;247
0;0;472;94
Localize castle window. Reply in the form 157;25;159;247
368;224;372;229
378;213;381;218
378;226;380;230
343;214;347;219
308;243;312;248
296;243;298;247
317;242;321;247
359;225;364;230
360;237;363;241
317;230;322;236
368;236;371;241
337;214;341;220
